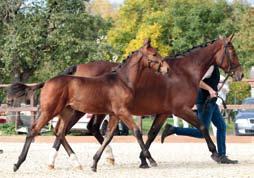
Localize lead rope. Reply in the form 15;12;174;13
203;73;230;111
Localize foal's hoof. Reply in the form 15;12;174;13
91;165;97;172
150;161;158;167
13;164;19;172
106;158;115;166
139;163;150;169
47;164;55;170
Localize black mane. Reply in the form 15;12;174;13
166;39;217;60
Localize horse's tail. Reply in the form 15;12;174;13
61;65;77;75
7;82;45;99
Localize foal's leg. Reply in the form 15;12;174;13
176;106;218;160
87;114;115;165
119;111;157;167
14;112;52;172
91;115;118;172
139;114;168;168
48;110;84;169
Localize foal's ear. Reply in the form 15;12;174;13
143;38;151;47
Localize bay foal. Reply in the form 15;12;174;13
10;40;170;172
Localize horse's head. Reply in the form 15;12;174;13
138;39;170;75
215;34;243;81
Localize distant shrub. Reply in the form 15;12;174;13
226;81;251;104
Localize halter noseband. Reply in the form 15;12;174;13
147;58;163;72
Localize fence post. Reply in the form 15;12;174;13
15;112;21;132
30;91;36;123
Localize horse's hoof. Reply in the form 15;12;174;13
75;165;83;170
106;158;115;166
13;164;18;172
91;166;97;172
150;161;158;167
47;164;55;170
211;152;220;163
139;163;150;169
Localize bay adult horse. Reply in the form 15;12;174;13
9;40;170;172
47;35;243;170
91;35;243;170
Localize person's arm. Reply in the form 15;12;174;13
199;81;217;98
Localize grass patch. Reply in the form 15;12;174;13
0;122;16;135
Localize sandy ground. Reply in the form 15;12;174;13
0;140;253;178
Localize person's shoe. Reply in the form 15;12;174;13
161;124;175;143
219;155;238;164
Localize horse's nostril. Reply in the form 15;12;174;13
242;73;244;78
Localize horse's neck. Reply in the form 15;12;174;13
117;58;143;91
171;41;221;83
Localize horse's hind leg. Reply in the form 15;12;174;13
176;107;219;161
48;110;84;169
56;108;83;170
139;114;168;168
87;114;115;165
14;112;52;172
91;115;118;172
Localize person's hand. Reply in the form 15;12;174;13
209;89;217;98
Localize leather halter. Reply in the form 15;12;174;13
147;58;163;72
219;42;241;76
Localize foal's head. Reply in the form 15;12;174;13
215;34;243;81
137;39;170;75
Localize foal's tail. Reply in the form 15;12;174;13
7;82;45;99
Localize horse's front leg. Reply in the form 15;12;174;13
91;115;118;172
139;114;168;168
175;106;219;161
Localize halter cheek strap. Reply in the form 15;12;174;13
220;42;240;75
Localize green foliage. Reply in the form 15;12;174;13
0;122;16;135
226;81;251;104
0;0;253;83
0;0;115;83
107;0;244;59
165;0;237;53
234;8;254;72
107;0;171;58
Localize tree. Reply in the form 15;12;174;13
0;0;46;83
107;0;240;59
166;0;236;53
87;0;118;19
234;7;254;73
0;0;113;82
107;0;171;58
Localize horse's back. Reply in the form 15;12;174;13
75;60;118;77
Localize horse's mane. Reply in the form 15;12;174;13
166;39;218;61
112;50;139;72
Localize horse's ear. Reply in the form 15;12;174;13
227;34;234;42
143;38;151;47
